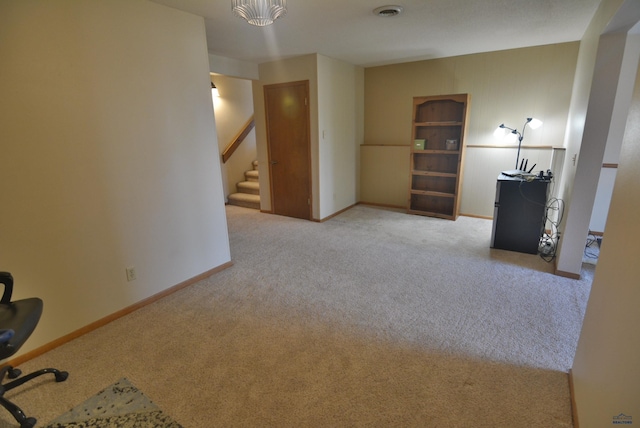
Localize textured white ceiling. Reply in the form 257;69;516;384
150;0;602;67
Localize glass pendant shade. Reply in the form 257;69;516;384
232;0;287;26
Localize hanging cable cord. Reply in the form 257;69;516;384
516;177;564;262
584;231;600;260
540;196;564;262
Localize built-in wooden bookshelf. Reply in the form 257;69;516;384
408;94;469;220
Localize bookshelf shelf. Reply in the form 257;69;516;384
408;94;469;220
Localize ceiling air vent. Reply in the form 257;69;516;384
373;5;403;17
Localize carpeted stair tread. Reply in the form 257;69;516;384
228;192;260;210
245;170;259;182
228;160;260;209
236;181;260;195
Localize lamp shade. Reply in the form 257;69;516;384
232;0;287;26
493;125;507;138
527;117;543;129
495;117;543;170
504;130;518;144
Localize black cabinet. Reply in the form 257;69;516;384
490;174;550;254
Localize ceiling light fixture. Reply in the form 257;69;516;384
373;5;403;17
232;0;287;27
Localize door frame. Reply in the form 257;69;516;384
264;80;313;220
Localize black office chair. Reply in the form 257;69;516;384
0;272;68;428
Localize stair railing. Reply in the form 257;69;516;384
222;115;255;164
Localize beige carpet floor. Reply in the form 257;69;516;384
1;205;594;427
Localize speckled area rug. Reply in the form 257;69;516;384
45;378;182;428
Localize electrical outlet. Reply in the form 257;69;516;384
125;267;137;282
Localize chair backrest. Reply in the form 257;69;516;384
0;272;43;360
0;272;13;304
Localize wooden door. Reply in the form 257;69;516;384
264;81;311;220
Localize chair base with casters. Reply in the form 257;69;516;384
0;272;69;428
0;365;68;428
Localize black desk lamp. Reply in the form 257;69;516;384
494;117;542;170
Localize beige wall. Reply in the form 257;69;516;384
212;74;257;200
362;43;579;216
360;146;410;207
254;54;362;220
253;54;319;217
568;1;640;425
556;0;629;276
209;53;259;81
572;48;640;428
558;0;626;209
0;0;230;355
317;55;364;218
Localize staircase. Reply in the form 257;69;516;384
228;160;260;210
